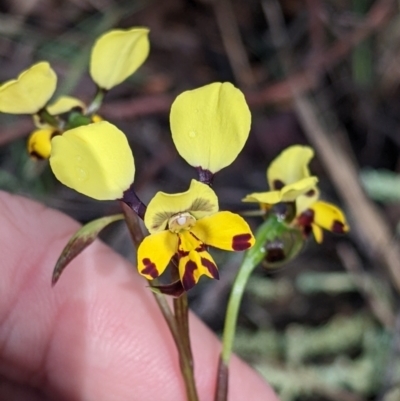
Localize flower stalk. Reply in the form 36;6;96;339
121;201;199;401
214;217;276;401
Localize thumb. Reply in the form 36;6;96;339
0;191;279;401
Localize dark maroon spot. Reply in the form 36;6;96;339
297;209;315;227
141;258;159;279
196;167;214;186
201;258;219;279
232;233;252;251
182;260;197;291
176;236;189;257
331;220;345;233
305;189;316;197
151;280;185;297
273;179;285;190
302;224;313;237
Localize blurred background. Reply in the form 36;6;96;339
1;0;400;400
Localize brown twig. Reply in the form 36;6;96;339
212;0;257;89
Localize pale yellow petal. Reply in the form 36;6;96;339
170;82;251;173
267;145;314;189
47;96;85;115
50;121;135;200
144;179;218;234
243;177;318;205
90;27;150;90
0;62;57;114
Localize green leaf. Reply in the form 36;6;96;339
360;169;400;202
52;213;124;285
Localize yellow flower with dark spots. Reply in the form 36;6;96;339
243;145;349;243
138;180;255;291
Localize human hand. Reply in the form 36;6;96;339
0;191;279;401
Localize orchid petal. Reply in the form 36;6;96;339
191;211;254;251
170;82;251;173
145;180;218;234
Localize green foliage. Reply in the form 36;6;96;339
360;168;400;202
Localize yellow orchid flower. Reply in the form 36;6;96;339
90;27;150;90
138;179;255;290
49;121;135;200
170;82;251;174
243;145;349;243
0;62;57;114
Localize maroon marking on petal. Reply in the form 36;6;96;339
305;189;316;197
232;233;253;251
297;209;315;227
201;258;219;279
331;220;345;233
273;179;285;190
182;260;197;291
177;236;190;257
141;258;159;279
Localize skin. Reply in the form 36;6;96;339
0;191;280;401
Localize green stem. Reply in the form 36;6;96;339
170;263;198;401
87;87;106;115
36;108;63;129
174;293;199;401
215;218;275;401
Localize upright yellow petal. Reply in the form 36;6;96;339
90;27;150;90
145;179;219;234
49;121;135;200
267;145;314;189
137;231;178;280
170;82;251;173
191;211;254;251
0;62;57;114
27;128;58;159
